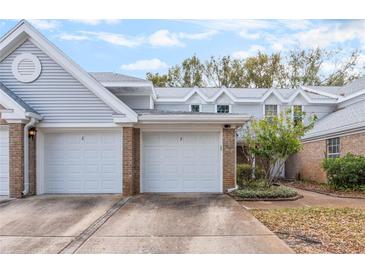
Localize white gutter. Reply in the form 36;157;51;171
23;117;37;196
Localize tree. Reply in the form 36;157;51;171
244;109;315;185
146;48;362;88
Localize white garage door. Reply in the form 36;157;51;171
142;132;221;193
0;126;9;196
44;131;121;194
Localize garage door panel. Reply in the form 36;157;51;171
142;132;221;193
44;131;121;194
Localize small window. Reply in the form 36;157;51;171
327;137;340;158
293;105;303;126
217;105;230;113
265;105;278;119
190;105;200;112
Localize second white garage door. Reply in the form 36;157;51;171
44;131;121;194
0;126;9;196
142;132;221;193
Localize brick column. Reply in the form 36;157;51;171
122;127;140;196
223;128;236;191
28;134;37;195
9;123;24;198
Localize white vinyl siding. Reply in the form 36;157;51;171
0;40;114;123
116;95;151;109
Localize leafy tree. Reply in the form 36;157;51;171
146;48;362;88
244;109;315;185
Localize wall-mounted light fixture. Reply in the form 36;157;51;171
28;127;37;139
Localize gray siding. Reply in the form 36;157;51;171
118;95;151;109
155;103;189;112
0;40;114;123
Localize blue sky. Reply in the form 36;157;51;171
0;19;364;78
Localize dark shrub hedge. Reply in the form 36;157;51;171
322;153;365;190
236;164;265;188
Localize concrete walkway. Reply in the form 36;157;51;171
240;188;365;209
0;194;293;254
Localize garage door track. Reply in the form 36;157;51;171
0;194;292;254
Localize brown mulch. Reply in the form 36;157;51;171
282;181;365;199
252;207;365;254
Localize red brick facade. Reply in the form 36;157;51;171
122;127;140;196
9;123;25;198
286;132;365;183
223;128;236;191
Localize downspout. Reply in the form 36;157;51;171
23;117;37;196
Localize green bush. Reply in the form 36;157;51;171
236;164;265;188
322;153;365;190
235;183;297;199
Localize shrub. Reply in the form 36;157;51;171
235;183;297;199
322;153;365;190
236;164;265;188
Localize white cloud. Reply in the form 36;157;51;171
79;31;143;47
59;33;90;41
178;30;217;40
71;19;121;25
148;29;184;47
121;58;168;71
28;20;60;30
232;45;266;59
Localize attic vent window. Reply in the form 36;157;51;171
12;53;42;83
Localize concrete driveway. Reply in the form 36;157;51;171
0;194;292;254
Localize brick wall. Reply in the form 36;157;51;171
28;134;37;195
9;123;24;198
341;132;365;156
122;127;140;196
286;131;365;183
223;128;236;191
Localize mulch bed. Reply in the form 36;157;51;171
282;181;365;199
252;207;365;253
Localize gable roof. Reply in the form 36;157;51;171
0;20;137;122
303;99;365;141
155;86;338;104
0;82;38;114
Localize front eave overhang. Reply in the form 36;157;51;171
302;122;365;143
136;114;251;125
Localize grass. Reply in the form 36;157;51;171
234;181;298;199
252;207;365;253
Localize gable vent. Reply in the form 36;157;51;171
17;58;36;76
12;53;42;83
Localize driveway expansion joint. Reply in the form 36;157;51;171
58;196;132;254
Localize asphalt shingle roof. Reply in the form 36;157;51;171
89;72;150;83
304;99;365;140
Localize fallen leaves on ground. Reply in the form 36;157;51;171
284;181;365;198
251;207;365;254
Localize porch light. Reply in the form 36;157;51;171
28;127;37;139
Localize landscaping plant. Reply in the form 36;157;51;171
244;109;315;185
322;153;365;190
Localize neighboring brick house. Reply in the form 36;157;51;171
286;81;365;183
